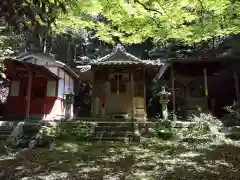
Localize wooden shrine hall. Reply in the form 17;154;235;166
78;44;163;122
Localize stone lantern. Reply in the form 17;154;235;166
158;86;171;120
63;88;75;118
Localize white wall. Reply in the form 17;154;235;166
48;67;58;76
46;81;56;97
10;81;20;96
57;68;75;98
64;73;70;92
58;79;64;98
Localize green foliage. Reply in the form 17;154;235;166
41;122;93;141
148;79;168;98
70;123;93;140
0;0;68;33
184;113;223;139
149;120;177;140
53;0;240;45
0;26;21;63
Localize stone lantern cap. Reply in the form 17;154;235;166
158;86;171;96
63;88;75;95
158;86;171;104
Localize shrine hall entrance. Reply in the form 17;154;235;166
106;73;132;116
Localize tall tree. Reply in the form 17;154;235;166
0;0;67;33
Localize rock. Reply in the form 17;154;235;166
6;122;25;148
6;123;55;150
28;139;37;150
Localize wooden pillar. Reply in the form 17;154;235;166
171;65;176;120
91;70;95;116
25;71;33;120
143;67;147;115
234;72;239;100
203;68;208;100
131;71;135;119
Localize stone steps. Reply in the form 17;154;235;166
94;131;133;137
93;121;136;141
95;126;132;132
91;136;131;142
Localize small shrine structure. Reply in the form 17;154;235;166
77;44;162;122
3;52;78;121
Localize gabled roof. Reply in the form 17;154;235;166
13;52;79;79
4;58;60;80
90;44;163;66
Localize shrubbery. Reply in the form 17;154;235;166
179;113;225;143
41;122;94;141
148;120;177;140
147;113;225;142
223;101;240;126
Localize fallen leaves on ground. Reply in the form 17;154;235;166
0;138;240;180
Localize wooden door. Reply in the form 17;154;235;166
106;73;131;114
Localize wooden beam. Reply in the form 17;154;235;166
25;71;33;120
171;64;176;120
131;71;135;119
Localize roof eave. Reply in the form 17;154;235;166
55;61;79;79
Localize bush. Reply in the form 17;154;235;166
183;113;224;140
223;101;240;126
41;122;93;141
70;123;93;140
148;120;177;140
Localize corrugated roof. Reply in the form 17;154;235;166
90;44;164;66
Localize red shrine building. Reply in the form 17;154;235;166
3;52;78;121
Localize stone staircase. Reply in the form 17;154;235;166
93;121;136;141
0;120;139;143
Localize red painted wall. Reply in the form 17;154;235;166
4;75;75;120
4;96;61;119
4;77;59;119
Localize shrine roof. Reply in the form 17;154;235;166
90;44;163;66
13;52;79;79
4;58;60;80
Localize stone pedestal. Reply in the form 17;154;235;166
162;103;168;120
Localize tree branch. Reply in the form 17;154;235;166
134;0;162;14
156;0;172;21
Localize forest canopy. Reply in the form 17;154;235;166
1;0;240;45
53;0;240;45
0;0;240;66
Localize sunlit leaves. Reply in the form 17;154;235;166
49;0;240;45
